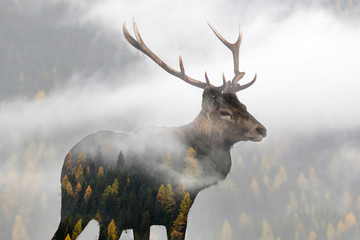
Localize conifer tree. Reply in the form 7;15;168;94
260;219;274;240
65;181;73;196
77;152;86;164
221;220;233;240
64;153;72;173
326;223;335;240
74;182;82;201
72;219;82;240
156;184;165;203
112;178;119;195
107;219;118;240
75;164;84;183
180;192;192;216
170;213;187;240
294;222;306;240
61;175;69;189
98;166;104;177
84;185;92;202
116;151;125;168
164;184;176;213
250;178;260;197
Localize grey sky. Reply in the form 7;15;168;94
1;0;360;239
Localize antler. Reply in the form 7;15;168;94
208;23;257;93
123;21;226;92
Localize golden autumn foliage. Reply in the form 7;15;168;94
250;178;260;197
107;219;118;240
97;166;104;177
84;185;92;201
72;219;82;240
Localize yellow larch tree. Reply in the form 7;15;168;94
221;220;232;240
107;219;118;240
84;185;92;202
72;219;83;240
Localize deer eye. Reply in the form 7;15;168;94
220;111;232;119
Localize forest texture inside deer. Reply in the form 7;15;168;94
51;21;267;240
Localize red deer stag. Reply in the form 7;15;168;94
52;21;266;240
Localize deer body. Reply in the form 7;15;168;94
52;22;266;240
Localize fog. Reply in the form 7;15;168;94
1;0;360;239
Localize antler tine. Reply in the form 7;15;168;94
123;21;228;91
208;23;242;76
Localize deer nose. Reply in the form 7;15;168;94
256;126;267;137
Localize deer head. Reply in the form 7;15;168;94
123;21;266;147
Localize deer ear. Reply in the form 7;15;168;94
202;86;215;112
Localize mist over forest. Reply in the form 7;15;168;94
1;0;360;239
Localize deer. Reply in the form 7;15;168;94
51;21;266;240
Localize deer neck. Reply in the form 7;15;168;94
174;112;232;180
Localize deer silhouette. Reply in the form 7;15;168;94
51;22;266;240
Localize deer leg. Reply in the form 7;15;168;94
51;215;76;240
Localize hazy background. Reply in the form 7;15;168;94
1;0;360;239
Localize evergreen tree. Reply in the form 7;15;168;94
179;192;192;216
75;164;84;183
77;152;86;165
116;151;125;168
98;166;104;177
164;184;176;214
221;220;232;240
72;219;82;240
66;181;73;196
260;219;274;240
107;219;118;240
84;185;92;202
170;213;187;240
64;153;72;173
61;175;69;189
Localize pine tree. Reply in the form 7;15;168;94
84;185;92;202
74;182;82;201
250;178;260;197
156;184;165;203
170;193;192;240
180;192;192;216
112;178;119;195
162;153;173;167
140;211;151;236
75;164;84;183
107;219;118;240
66;181;73;196
221;220;232;240
326;223;335;240
164;184;176;213
72;219;83;240
86;166;91;177
260;219;274;240
170;213;187;240
184;148;199;178
294;222;306;240
176;181;186;197
98;166;104;177
116;151;125;168
77;152;86;164
61;175;69;189
64;153;72;173
12;215;30;240
297;173;308;190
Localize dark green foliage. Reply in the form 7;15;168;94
52;149;197;240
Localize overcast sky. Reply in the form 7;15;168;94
1;0;360;239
